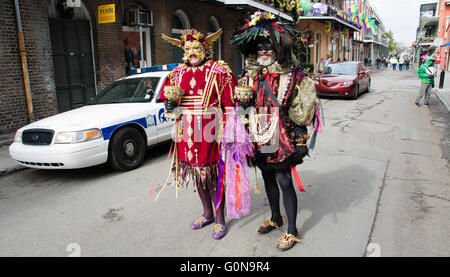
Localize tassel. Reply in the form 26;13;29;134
254;167;261;195
236;163;241;210
175;146;179;199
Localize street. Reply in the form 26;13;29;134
0;68;448;257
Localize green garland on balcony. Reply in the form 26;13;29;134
261;0;299;22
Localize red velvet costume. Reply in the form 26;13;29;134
160;60;237;191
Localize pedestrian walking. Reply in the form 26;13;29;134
405;57;410;70
399;56;405;71
435;52;442;73
390;56;398;70
415;55;435;107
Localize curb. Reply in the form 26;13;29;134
434;89;450;113
0;165;27;177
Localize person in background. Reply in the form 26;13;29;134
405;57;410;71
416;55;435;107
390;56;398;70
399;55;405;71
318;57;326;73
435;52;442;73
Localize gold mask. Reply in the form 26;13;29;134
183;40;206;64
161;28;223;64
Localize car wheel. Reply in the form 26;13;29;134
352;84;359;100
108;126;146;171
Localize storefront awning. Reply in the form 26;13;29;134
298;16;360;32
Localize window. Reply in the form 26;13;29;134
90;77;160;104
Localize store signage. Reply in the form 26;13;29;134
98;4;116;24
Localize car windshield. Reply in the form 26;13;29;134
322;63;357;75
89;77;160;104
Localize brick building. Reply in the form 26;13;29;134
437;0;450;71
2;0;280;134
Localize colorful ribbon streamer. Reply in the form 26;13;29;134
291;165;305;192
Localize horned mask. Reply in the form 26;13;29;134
162;29;222;64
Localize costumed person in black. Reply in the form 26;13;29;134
232;11;322;251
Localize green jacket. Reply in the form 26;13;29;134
417;56;435;84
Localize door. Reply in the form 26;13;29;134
49;18;96;112
123;26;152;74
153;77;175;143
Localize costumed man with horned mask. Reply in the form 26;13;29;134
159;28;237;239
232;12;322;250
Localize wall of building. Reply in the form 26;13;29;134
0;0;58;134
437;0;450;71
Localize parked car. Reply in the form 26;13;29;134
313;61;371;99
9;70;175;171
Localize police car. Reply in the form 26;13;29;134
9;68;176;171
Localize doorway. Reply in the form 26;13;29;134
123;26;152;74
48;0;96;112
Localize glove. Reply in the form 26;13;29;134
164;100;177;113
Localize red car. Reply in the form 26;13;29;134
313;62;371;99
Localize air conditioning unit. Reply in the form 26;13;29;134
127;8;152;26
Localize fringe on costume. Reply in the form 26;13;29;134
173;160;219;193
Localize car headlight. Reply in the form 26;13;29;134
341;82;353;86
54;128;102;144
14;130;22;143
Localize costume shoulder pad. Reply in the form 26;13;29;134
213;60;231;74
173;63;187;72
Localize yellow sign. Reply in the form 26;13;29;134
98;4;115;24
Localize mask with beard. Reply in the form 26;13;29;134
257;55;276;66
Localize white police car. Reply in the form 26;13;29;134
9;69;175;171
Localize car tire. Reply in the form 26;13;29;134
108;126;146;171
352;84;359;100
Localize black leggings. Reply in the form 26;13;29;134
261;167;298;235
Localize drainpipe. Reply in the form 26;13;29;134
14;0;34;122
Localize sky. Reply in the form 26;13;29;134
369;0;436;46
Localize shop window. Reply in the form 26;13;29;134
123;3;153;74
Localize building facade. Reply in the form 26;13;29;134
414;2;439;66
437;0;450;71
344;0;388;63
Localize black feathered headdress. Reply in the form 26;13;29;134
231;11;299;64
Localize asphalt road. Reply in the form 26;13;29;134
0;68;448;257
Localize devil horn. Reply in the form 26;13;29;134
205;28;223;48
162;33;182;48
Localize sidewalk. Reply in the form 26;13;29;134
375;65;450;113
0;132;25;176
435;72;450;113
